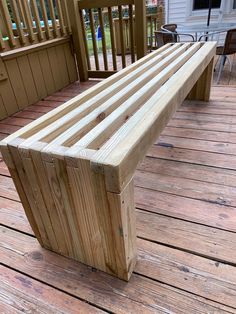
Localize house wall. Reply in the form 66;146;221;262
166;0;236;25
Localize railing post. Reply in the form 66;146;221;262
134;0;146;60
67;0;88;81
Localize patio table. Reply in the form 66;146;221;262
176;23;236;41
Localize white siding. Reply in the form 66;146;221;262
166;0;236;25
166;0;187;24
165;0;236;44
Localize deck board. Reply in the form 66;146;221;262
0;81;236;313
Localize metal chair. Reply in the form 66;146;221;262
155;30;194;47
199;29;236;84
161;24;177;33
216;29;236;84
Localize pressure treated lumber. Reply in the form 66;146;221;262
0;42;216;281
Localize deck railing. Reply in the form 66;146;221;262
70;0;164;80
0;0;71;52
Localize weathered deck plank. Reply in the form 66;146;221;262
0;82;236;312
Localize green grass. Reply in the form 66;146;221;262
86;27;112;56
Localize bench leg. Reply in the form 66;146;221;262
64;157;137;281
187;57;214;102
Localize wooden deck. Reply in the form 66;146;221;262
1;79;236;313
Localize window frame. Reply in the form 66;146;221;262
186;0;236;21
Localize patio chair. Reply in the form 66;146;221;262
199;29;236;84
155;30;194;47
216;29;236;84
161;24;177;33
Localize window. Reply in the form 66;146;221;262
193;0;221;11
234;0;236;9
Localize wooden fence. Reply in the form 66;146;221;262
0;0;71;52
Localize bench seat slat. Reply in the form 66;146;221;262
92;42;216;193
1;44;173;144
43;43;191;149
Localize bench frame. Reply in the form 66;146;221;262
0;42;216;281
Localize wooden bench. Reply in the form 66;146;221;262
0;42;216;281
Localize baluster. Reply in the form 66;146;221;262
129;4;135;63
56;0;66;36
118;5;126;68
17;0;27;27
21;0;35;42
0;28;5;51
108;7;117;71
60;0;71;34
10;0;26;45
0;1;16;47
48;0;58;37
31;0;44;41
150;16;153;51
79;9;91;70
39;0;51;39
89;9;99;70
98;8;108;70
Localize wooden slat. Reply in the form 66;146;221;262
0;27;5;51
30;0;44;41
17;55;38;105
134;0;146;59
150;16;153;50
118;6;126;68
39;0;51;39
47;46;63;91
108;7;117;71
55;44;70;88
56;0;66;36
88;9;99;70
21;0;35;43
0;44;172;142
129;4;135;63
60;0;71;33
9;0;26;45
38;49;56;95
63;43;78;83
79;9;91;70
0;72;18;116
92;43;215;193
48;0;58;38
17;0;27;27
28;52;47;99
98;8;108;71
0;95;7;120
5;59;28;110
61;45;191;149
16;44;182;146
66;0;88;81
0;1;16;47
